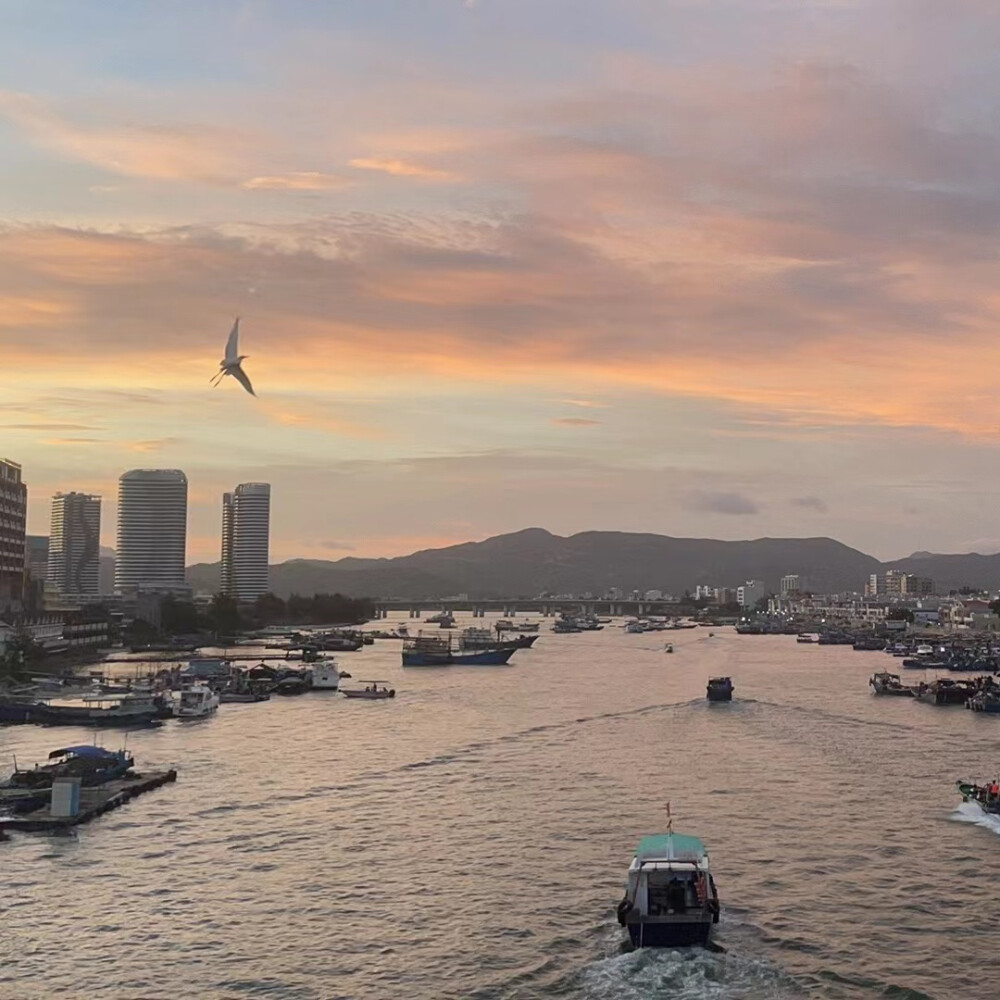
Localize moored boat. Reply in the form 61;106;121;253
706;677;733;702
309;657;342;690
1;745;135;813
869;672;915;696
174;684;220;718
616;830;720;947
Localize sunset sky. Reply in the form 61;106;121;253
3;0;1000;563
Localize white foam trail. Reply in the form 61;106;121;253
581;944;801;999
950;800;1000;835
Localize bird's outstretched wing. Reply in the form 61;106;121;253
225;318;240;364
231;363;256;397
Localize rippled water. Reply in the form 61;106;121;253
2;624;998;1000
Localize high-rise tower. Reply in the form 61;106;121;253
220;483;270;600
48;492;101;597
0;458;27;610
115;469;188;592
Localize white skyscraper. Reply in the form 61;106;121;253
220;482;270;600
48;492;101;597
115;469;188;592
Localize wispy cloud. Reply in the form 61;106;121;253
0;90;253;184
551;417;601;427
792;496;829;512
349;157;459;181
683;491;760;515
242;172;353;191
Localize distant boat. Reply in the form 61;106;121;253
309;658;342;690
616;831;720;947
342;680;395;700
706;677;733;702
175;684;220;718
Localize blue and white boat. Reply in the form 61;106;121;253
616;831;720;948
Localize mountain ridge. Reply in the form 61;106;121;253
185;527;901;598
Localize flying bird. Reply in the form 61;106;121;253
210;317;256;396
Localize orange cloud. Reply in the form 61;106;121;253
242;172;353;191
349;157;460;181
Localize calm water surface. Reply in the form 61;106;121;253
2;623;998;1000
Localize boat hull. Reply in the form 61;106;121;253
626;920;713;948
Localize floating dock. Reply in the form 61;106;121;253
0;770;177;835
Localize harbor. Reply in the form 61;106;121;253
3;617;1000;999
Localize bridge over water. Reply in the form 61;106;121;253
372;598;695;619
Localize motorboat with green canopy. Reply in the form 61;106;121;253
616;830;719;947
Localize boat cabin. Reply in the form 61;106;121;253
617;833;719;948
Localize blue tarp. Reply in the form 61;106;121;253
48;745;117;759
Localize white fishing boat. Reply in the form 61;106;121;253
310;657;341;690
174;684;220;718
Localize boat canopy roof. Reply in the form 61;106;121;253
635;833;707;862
48;745;118;759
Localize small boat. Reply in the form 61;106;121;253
869;672;915;696
796;633;815;644
957;779;1000;815
616;828;720;947
174;684;220;718
342;680;396;699
706;677;733;702
665;644;674;653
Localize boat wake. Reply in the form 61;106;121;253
949;800;1000;836
579;942;803;999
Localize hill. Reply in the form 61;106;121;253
185;528;882;599
884;552;1000;593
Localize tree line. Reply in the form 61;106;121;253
144;591;374;640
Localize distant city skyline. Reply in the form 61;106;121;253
5;4;1000;562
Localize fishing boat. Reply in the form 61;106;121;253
402;634;453;666
32;691;166;727
796;633;815;644
342;680;396;700
616;825;720;948
174;684;220;718
706;677;733;702
869;672;915;696
665;644;674;653
219;690;270;703
957;779;1000;815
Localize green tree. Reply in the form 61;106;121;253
251;592;287;626
160;594;201;635
1;627;45;681
207;593;243;636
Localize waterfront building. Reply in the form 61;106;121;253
868;571;935;598
737;580;767;608
220;482;270;601
115;470;188;593
47;492;101;599
0;459;27;611
780;574;804;597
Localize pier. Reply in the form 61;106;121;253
0;770;178;835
